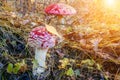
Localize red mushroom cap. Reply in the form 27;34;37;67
28;27;56;49
45;3;76;15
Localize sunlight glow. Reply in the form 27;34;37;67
105;0;115;6
103;0;120;12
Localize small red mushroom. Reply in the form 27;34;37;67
45;3;76;15
45;3;76;27
28;26;56;75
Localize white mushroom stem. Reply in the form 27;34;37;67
56;15;66;35
58;15;65;28
60;18;65;26
33;48;48;76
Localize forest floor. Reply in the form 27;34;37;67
0;0;120;80
0;11;120;80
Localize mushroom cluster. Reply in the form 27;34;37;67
28;26;56;76
28;3;76;77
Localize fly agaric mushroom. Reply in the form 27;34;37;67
45;3;76;27
28;27;56;76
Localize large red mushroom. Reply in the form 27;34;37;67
45;3;76;27
28;26;56;76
